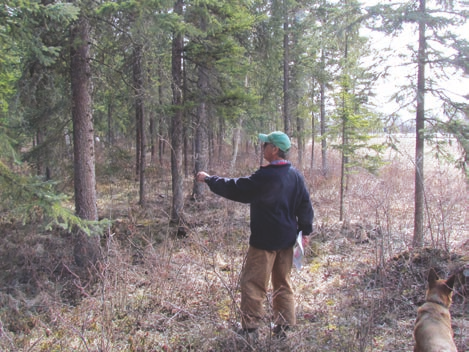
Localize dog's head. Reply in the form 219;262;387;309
426;268;456;308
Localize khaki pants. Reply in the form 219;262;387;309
240;245;295;330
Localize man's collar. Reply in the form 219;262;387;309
269;160;290;165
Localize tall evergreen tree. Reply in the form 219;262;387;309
133;43;146;206
185;0;256;198
365;0;468;247
170;0;184;223
283;0;292;135
0;1;107;248
307;0;344;176
191;8;210;200
248;0;285;136
413;0;426;247
70;12;100;267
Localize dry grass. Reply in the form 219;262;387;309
0;137;468;351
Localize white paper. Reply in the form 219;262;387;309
293;231;304;270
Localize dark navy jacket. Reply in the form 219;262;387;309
205;162;314;251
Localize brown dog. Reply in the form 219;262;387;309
413;268;457;352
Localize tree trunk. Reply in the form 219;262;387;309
413;0;426;248
340;111;346;222
184;123;190;178
70;15;99;267
320;50;327;176
133;44;146;206
107;101;113;146
193;72;210;198
170;0;184;223
36;128;47;178
283;0;291;135
149;111;156;164
297;116;303;168
183;53;190;179
340;36;350;222
192;14;210;198
310;79;316;177
158;82;165;166
230;117;243;172
193;101;209;198
217;115;224;165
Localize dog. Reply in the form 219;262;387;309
413;268;457;352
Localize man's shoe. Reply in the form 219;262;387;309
272;324;289;340
235;325;259;343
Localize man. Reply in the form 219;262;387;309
196;131;314;340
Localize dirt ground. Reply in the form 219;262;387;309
0;188;467;351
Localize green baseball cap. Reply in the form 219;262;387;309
258;131;291;152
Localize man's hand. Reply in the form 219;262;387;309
196;171;210;183
302;235;310;248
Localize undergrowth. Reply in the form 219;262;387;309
0;144;467;351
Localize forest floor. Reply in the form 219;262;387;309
0;135;468;351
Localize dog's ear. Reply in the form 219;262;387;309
445;274;456;291
428;268;439;286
